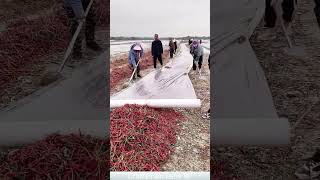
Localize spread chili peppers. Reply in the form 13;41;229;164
110;104;183;171
0;133;109;179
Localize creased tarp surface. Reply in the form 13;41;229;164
211;0;278;118
111;45;198;100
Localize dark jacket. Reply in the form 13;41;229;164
169;40;175;51
151;39;163;56
64;0;84;18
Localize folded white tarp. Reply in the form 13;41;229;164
110;45;201;108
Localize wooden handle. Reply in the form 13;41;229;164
58;0;95;73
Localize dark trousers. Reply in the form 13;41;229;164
131;64;140;76
264;0;295;27
65;0;96;54
315;0;320;25
193;55;203;70
170;49;174;58
131;59;140;76
153;55;163;68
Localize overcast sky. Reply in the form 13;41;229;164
110;0;210;37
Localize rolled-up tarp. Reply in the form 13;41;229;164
111;45;202;109
110;99;201;109
212;118;290;146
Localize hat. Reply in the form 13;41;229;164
133;45;142;51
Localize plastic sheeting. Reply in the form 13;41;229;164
211;0;290;145
110;44;201;108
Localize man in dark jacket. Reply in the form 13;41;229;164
174;39;178;54
151;34;163;69
169;38;175;58
64;0;102;60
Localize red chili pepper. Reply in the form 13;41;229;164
110;104;183;171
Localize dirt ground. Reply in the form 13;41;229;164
212;0;320;179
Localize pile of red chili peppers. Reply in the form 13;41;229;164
0;133;109;179
110;104;183;171
0;0;108;89
0;14;69;88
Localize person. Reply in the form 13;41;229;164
169;38;175;58
174;39;178;54
151;34;164;69
64;0;102;60
264;0;295;28
190;40;204;75
128;43;143;80
188;38;193;45
314;0;320;27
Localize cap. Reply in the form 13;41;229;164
133;45;142;51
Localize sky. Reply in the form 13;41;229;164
110;0;210;37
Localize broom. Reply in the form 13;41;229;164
122;58;142;88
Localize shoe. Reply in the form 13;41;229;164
295;150;320;180
86;41;102;51
295;161;320;180
137;74;142;78
72;52;82;60
202;112;210;119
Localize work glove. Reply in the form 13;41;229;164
133;63;138;69
76;15;86;23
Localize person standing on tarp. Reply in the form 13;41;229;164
190;40;204;75
174;39;178;54
314;0;320;27
64;0;102;60
264;0;295;28
169;38;175;58
128;43;143;80
151;34;164;69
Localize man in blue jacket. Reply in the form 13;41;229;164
128;43;144;80
64;0;102;60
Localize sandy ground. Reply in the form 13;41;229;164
213;0;320;179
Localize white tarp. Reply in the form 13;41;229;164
110;44;201;108
211;0;289;145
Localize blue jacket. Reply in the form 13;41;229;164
128;43;144;66
64;0;85;18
